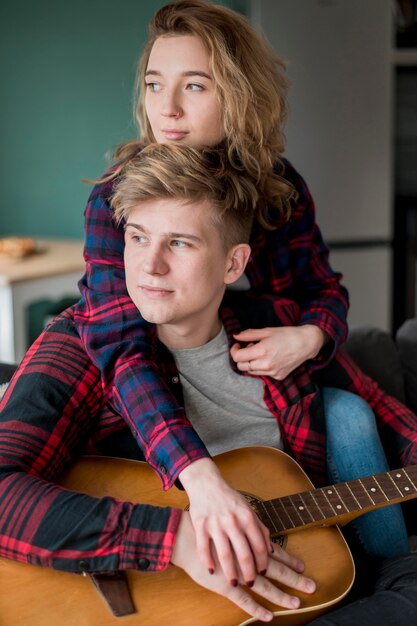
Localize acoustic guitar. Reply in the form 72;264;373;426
1;446;416;626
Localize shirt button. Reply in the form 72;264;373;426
172;376;179;384
138;558;150;570
160;464;167;475
79;560;90;574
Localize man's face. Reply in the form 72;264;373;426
124;198;237;347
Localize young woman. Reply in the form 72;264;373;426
71;0;411;581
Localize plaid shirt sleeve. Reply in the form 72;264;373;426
247;160;349;367
73;179;209;490
0;314;182;573
283;160;350;360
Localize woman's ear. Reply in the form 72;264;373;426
224;243;251;285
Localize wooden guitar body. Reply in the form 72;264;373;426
0;447;355;626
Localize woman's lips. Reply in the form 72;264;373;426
161;129;189;141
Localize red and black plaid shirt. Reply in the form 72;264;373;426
1;296;416;573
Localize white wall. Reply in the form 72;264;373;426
251;0;394;329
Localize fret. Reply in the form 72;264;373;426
403;467;417;490
256;500;281;534
345;483;361;509
347;479;375;508
308;491;326;519
327;483;360;513
287;494;310;525
314;488;338;518
288;493;315;525
258;497;294;533
320;485;349;515
387;472;404;497
358;476;389;505
255;464;417;534
293;489;335;524
395;468;417;495
274;495;304;527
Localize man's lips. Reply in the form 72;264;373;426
139;285;174;298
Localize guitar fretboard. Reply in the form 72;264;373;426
254;465;417;535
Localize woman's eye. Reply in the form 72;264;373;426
146;82;162;92
186;83;204;92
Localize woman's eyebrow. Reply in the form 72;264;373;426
145;69;212;80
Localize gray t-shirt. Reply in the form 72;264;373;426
170;326;282;455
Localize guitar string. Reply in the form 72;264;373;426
370;475;389;501
387;472;407;496
255;468;417;531
357;479;376;506
403;468;417;491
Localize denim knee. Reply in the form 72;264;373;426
322;387;378;442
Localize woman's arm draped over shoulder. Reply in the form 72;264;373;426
73;178;209;490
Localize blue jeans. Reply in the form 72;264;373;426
322;387;410;558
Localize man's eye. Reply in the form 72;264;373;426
132;235;147;244
171;240;188;248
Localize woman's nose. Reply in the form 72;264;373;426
161;88;183;118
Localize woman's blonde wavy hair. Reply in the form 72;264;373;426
111;143;258;249
108;0;297;226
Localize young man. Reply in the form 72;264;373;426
0;143;416;625
0;144;316;624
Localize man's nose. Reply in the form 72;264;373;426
143;245;168;275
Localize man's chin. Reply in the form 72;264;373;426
138;308;170;326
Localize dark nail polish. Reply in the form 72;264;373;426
259;569;267;576
231;579;238;587
208;568;214;575
246;580;255;588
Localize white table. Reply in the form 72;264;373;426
0;239;85;363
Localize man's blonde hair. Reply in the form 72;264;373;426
111;143;258;248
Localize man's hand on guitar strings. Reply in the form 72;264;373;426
171;511;316;623
179;457;277;585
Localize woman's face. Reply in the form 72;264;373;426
145;35;225;148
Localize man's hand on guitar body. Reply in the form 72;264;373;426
171;510;316;623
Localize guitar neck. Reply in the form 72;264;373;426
255;464;417;536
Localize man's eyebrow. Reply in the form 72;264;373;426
145;69;212;80
168;231;204;243
124;222;148;232
125;223;203;242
